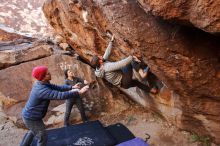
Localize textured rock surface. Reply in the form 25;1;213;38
0;29;54;69
138;0;220;34
43;0;220;143
0;29;30;41
0;42;53;69
0;0;50;36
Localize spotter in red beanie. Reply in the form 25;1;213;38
32;66;48;81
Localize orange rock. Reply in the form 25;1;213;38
138;0;220;34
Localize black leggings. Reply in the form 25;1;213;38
64;97;87;125
121;63;151;92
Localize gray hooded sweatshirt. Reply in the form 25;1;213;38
95;41;133;86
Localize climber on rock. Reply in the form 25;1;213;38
63;69;89;126
90;35;158;94
20;66;89;146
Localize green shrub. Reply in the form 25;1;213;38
190;133;211;146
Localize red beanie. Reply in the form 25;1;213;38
32;66;48;81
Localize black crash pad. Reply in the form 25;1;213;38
30;121;116;146
105;123;135;144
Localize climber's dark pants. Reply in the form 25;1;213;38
20;118;47;146
121;63;151;92
64;96;87;126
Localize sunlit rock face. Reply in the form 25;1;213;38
43;0;220;143
0;0;50;36
138;0;220;34
0;29;52;69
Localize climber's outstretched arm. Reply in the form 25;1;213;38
103;41;113;60
103;35;114;61
105;56;133;72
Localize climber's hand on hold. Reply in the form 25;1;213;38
72;83;81;89
79;85;89;94
110;35;115;42
132;55;141;62
84;80;89;85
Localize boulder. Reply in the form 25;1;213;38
0;29;53;69
43;0;220;143
0;29;30;42
0;43;53;69
138;0;220;34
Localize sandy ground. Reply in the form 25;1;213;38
0;106;217;146
99;106;203;146
0;111;26;146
